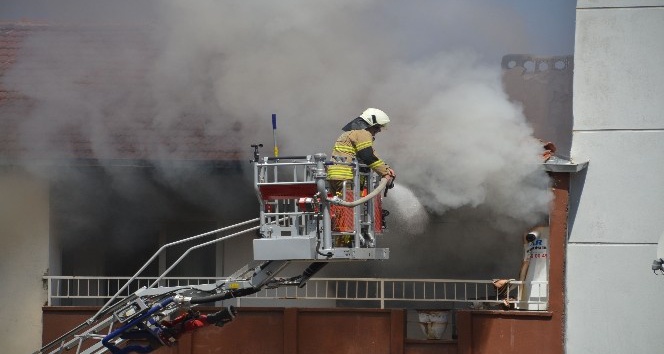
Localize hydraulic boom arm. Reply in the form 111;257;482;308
35;149;391;354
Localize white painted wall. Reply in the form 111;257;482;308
569;1;664;353
0;171;50;353
567;245;664;353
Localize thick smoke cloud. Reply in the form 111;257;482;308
1;0;563;233
376;51;552;229
150;0;553;230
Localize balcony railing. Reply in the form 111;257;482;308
43;276;548;310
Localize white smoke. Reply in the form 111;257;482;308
372;51;552;227
2;0;557;229
150;0;553;227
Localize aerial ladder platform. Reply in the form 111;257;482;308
35;149;393;354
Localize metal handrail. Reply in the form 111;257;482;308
90;218;260;322
43;276;548;310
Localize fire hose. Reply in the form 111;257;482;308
327;177;393;207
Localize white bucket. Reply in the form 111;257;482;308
416;310;449;340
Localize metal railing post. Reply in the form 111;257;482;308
313;154;332;251
46;277;52;306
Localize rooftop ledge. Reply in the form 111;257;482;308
543;156;589;173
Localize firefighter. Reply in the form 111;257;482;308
327;108;396;245
328;107;396;191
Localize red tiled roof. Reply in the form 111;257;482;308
0;22;241;163
0;23;31;102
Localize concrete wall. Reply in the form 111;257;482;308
0;171;50;353
569;1;664;353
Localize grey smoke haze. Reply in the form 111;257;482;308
1;0;575;229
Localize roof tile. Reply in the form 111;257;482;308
0;23;241;163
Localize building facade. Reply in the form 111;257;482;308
568;1;664;352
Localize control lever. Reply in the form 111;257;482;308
251;144;263;162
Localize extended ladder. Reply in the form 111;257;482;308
35;152;391;354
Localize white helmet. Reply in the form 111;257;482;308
359;108;390;128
